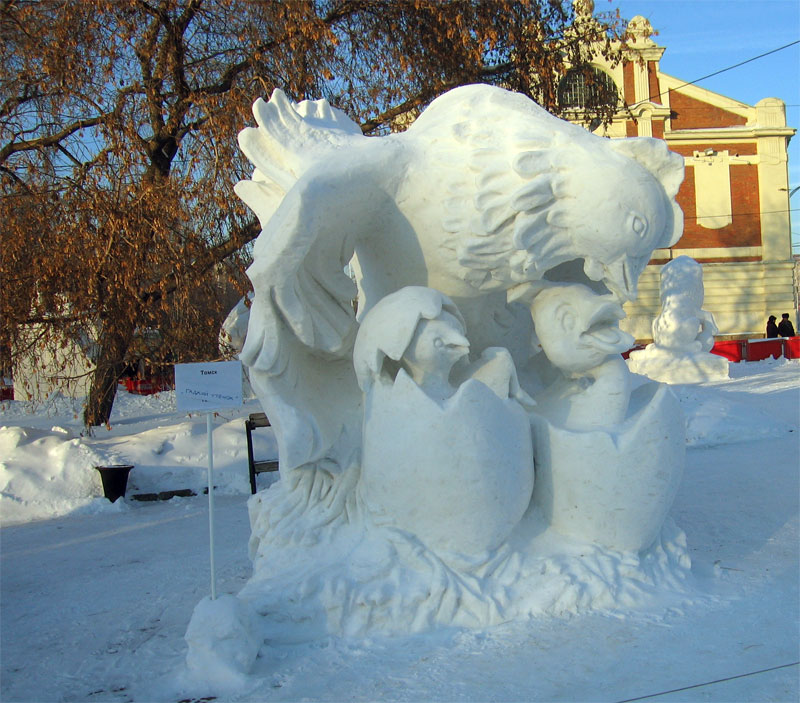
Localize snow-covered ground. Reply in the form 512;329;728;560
1;359;798;702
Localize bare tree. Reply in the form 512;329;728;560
0;0;625;427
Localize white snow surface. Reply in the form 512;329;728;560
1;358;798;702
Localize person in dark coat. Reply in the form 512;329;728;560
777;313;796;337
766;315;779;338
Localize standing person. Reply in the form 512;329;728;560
766;315;779;338
777;313;796;338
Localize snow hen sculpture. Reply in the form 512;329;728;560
185;85;693;673
236;84;684;488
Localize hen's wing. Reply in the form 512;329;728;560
236;91;368;477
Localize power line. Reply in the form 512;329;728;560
615;661;800;703
686;207;799;221
619;39;800;112
666;40;800;96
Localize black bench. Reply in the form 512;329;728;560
245;412;279;494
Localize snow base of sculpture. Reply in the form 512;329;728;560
627;346;729;384
237;475;693;642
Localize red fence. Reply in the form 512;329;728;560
121;376;173;396
785;337;800;359
716;337;799;362
710;339;746;362
623;337;799;363
745;339;784;361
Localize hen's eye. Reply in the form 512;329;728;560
629;212;648;238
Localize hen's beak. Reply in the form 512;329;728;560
583;257;638;303
601;258;638;303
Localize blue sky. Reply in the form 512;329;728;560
609;0;800;253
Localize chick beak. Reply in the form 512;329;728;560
579;300;635;354
441;329;470;359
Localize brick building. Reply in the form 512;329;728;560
568;14;796;339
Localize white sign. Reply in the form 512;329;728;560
175;360;244;600
175;360;243;412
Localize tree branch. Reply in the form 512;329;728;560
0;113;112;165
18;313;85;325
194;55;256;97
0;164;31;189
0;87;46;119
359;81;459;134
176;0;202;33
138;218;260;305
194;0;364;98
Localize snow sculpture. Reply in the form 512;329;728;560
529;284;685;551
235;84;684;491
628;256;728;383
184;85;692;660
354;287;535;555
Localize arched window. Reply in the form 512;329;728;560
558;66;619;109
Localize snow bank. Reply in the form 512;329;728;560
0;390;277;526
679;389;794;447
0;425;112;524
108;417;272;497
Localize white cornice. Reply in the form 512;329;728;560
623;45;665;62
665;126;796;141
652;246;762;259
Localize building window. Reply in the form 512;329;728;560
558;66;619;109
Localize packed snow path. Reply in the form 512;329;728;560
1;497;251;702
1;361;798;701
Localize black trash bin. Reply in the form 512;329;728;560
95;465;134;502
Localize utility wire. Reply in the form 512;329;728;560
615;661;800;703
686;207;799;222
613;38;800;117
653;39;800;104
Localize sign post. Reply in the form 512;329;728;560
175;360;243;600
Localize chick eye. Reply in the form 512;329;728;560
629;212;648;238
